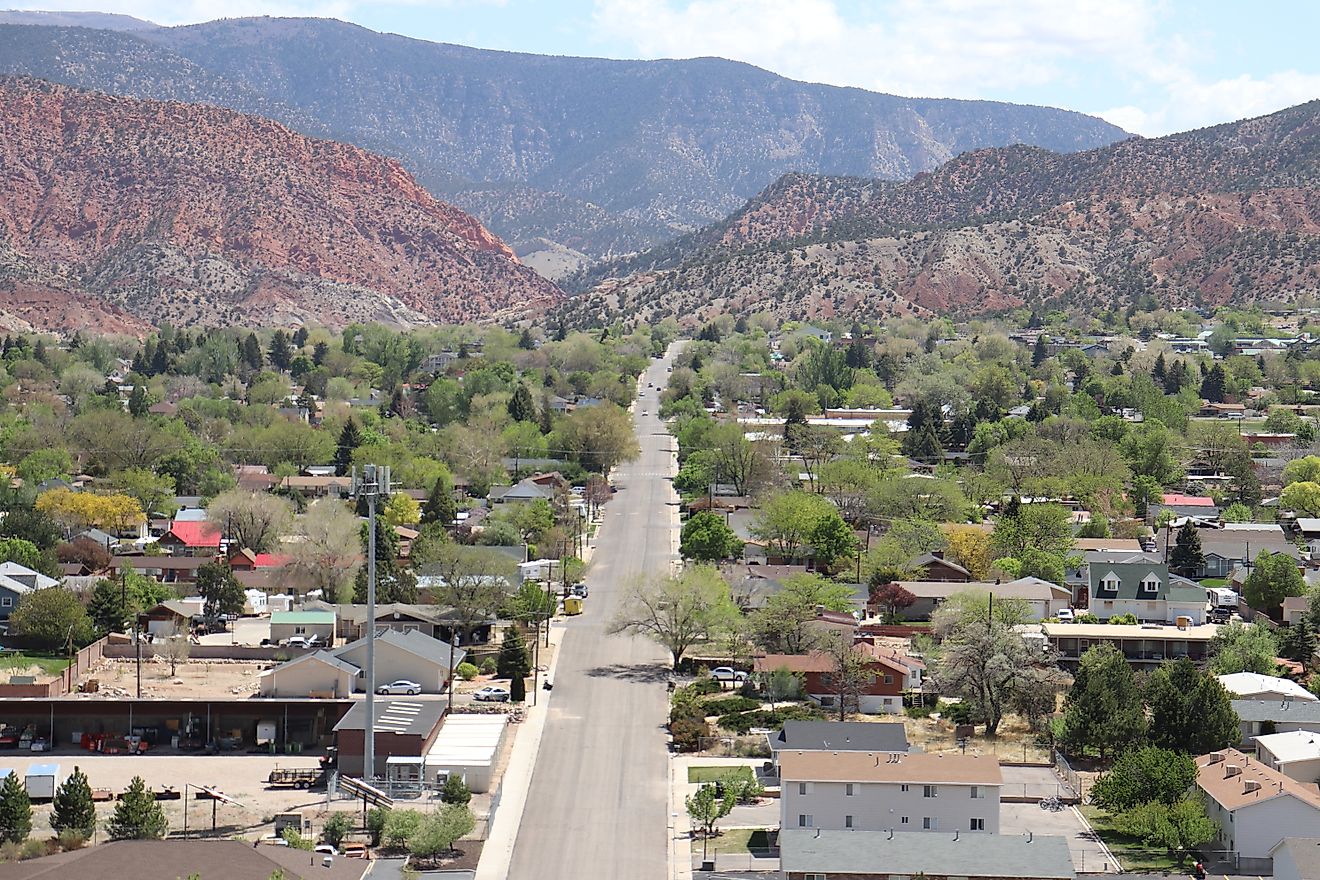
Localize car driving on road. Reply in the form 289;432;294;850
474;686;511;702
376;679;422;695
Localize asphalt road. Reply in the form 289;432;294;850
507;348;679;878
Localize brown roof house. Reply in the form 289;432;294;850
1197;748;1320;868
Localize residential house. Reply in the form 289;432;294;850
1219;672;1318;703
766;720;909;774
1254;731;1320;783
1044;621;1218;667
1234;700;1320;746
778;830;1075;880
1087;560;1207;624
139;600;196;636
268;611;336;646
0;838;370;880
157;521;222;557
1271;837;1320;880
908;551;973;582
1297;518;1320;546
421;351;460;374
1154;492;1220;522
1158;523;1298;579
779;750;1002;833
0;563;58;628
1201;401;1247;418
278;475;351;499
333;698;447;778
753;643;921;714
1073;538;1144;553
720;564;862;611
233;465;280;493
109;555;210;586
885;578;1071;622
1197;748;1320;868
227;549;293;572
261;628;465;699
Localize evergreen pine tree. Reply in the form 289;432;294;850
88;577;132;635
1152;352;1167;383
1032;335;1048;367
423;475;457;526
312;341;329;366
127;384;150;418
107;776;167;840
292;326;309;347
555;324;567;342
32;339;46;364
353;519;417;604
241;333;264;370
538;395;554;435
509;674;526;703
334;418;363;476
1200;363;1227;403
268;330;294;371
508;384;536;423
1169;521;1206;577
149;344;169;376
497;627;532;680
0;771;31;844
517;328;535;350
50;766;97;838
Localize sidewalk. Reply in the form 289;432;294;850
671;756;772;879
473;618;568;880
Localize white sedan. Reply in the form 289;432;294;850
709;667;748;683
473;686;511;702
376;679;422;695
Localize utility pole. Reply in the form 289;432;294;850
351;464;389;782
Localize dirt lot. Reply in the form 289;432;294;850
77;657;267;699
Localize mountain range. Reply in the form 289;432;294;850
0;77;558;333
0;15;1128;276
560;99;1320;327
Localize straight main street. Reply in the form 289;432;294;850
506;347;680;878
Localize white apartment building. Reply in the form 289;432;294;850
1197;749;1320;867
778;750;1003;835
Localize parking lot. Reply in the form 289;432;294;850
999;764;1074;800
1000;802;1117;874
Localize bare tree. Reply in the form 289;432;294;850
288;500;362;602
610;566;737;671
819;631;873;721
158;624;190;677
208;490;294;554
416;543;517;644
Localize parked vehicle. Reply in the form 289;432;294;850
570;584;589;598
267;768;325;789
376;679;422;695
473;686;510;702
1208;607;1232;624
282;636;321;650
709;667;748;683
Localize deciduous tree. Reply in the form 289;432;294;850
610;566;737;670
8;587;95;650
679;511;743;562
207;489;293;554
1092;747;1197;812
288;500;362;602
1208;620;1280;675
196;561;245;619
1242;551;1306;615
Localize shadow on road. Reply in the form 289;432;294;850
581;662;672;683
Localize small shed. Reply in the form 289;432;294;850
24;763;59;800
333;699;446;778
423;713;509;793
269;611;336;645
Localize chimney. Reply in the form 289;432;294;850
1225;764;1242;778
932;550;944;560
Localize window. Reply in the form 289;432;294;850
845;814;854;828
923;785;938;798
1141;575;1160;594
798;782;809;795
970;818;985;831
845;783;855;797
970;786;980;799
0;597;10;607
294;625;307;634
883;674;893;684
900;784;910;792
900;816;909;824
922;817;937;830
798;814;813;828
805;875;828;880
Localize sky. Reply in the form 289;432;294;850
15;0;1320;136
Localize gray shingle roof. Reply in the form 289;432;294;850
1232;699;1320;723
779;829;1075;878
770;720;910;753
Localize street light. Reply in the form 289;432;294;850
350;464;390;781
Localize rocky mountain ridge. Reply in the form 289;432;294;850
560;101;1320;326
0;77;559;331
0;16;1128;275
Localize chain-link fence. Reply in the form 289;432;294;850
691;849;779;872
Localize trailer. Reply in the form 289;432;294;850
267;767;325;789
24;764;59;801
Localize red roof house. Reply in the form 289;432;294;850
158;521;222;556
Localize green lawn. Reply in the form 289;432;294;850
1078;804;1185;872
0;652;71;677
1199;577;1229;588
688;766;740;783
690;828;774;855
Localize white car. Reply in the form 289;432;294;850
313;845;337;856
473;686;510;702
376;679;422;695
1056;609;1075;622
283;636;320;649
709;667;748;683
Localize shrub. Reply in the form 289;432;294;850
455;662;479;681
365;807;389;846
17;840;43;861
700;696;762;717
441;775;471;806
1108;613;1139;625
510;675;526;703
479;657;497;675
282;827;314;850
56;830;87;851
905;703;933;719
382;809;423;849
941;701;978;726
719;704;825;735
689;672;723;696
670;716;710;752
322;812;354;848
721;766;765;803
1075;612;1101;624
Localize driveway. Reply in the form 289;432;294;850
999;764;1073;800
1000;802;1118;874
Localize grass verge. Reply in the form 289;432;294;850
1078;804;1184;872
689;828;774;855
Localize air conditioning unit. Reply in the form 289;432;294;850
1225;764;1242;778
1243;780;1261;794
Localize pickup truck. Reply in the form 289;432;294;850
267;767;325;789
